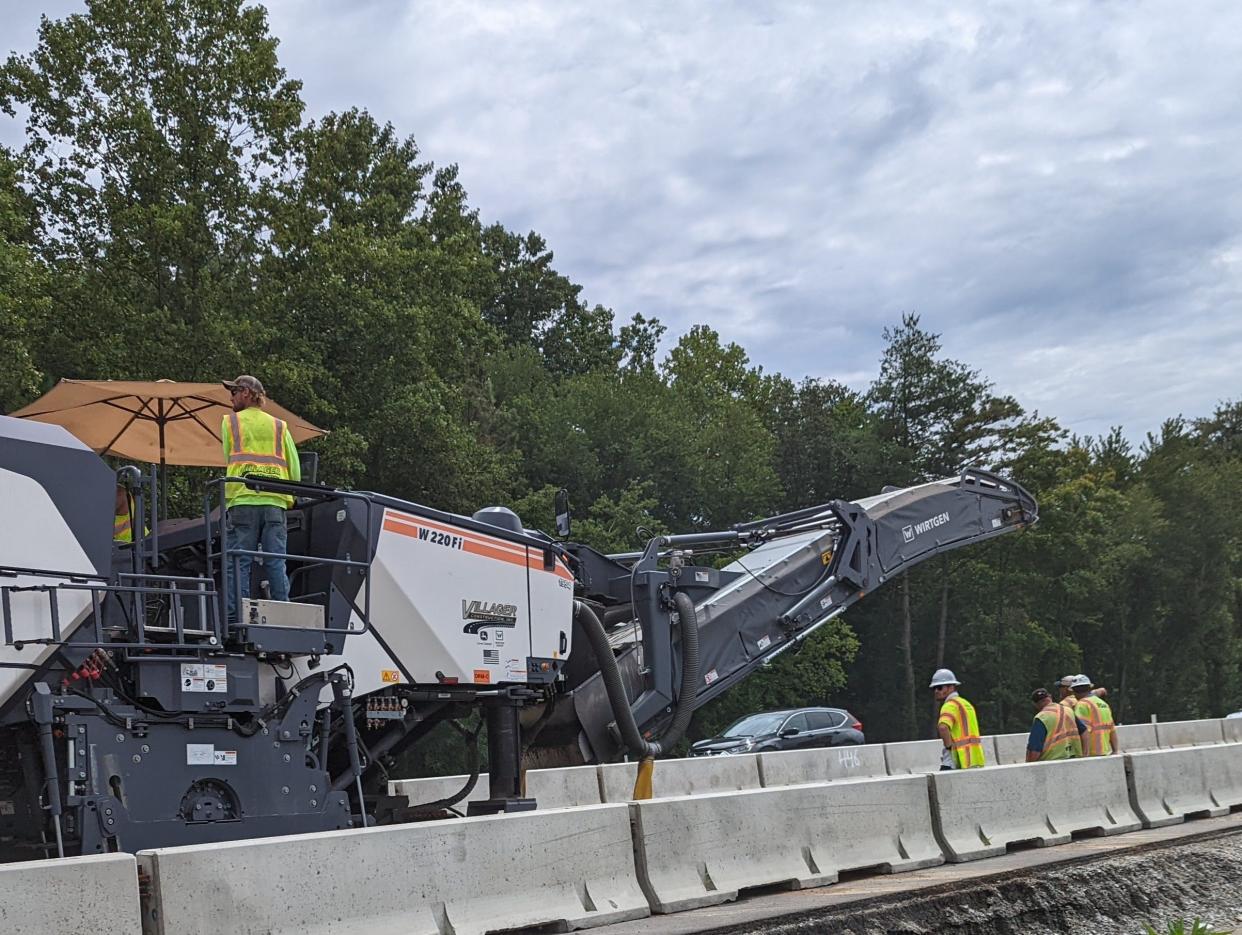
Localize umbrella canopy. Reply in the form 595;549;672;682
9;379;327;467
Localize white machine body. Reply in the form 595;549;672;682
325;507;575;697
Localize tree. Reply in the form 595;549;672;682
1196;401;1242;461
617;313;665;373
756;375;893;509
1136;420;1242;718
479;226;616;376
0;0;304;381
660;326;782;527
867;313;1050;738
0;148;44;411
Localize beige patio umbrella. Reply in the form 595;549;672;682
9;379;326;466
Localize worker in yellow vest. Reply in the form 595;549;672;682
1072;674;1118;755
220;375;300;623
1057;675;1078;711
1026;688;1086;761
113;484;136;543
1059;673;1107;709
931;668;985;769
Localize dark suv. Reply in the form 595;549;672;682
689;707;864;757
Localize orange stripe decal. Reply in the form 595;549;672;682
383;517;529;573
464;539;529;569
385;512;527;556
384;510;574;581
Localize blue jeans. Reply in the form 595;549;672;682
225;505;289;623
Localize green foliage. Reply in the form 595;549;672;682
1;0;304;381
2;0;1241;757
0;149;44;410
570;483;670;555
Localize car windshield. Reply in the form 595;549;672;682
722;713;788;738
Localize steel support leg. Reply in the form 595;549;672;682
468;693;536;815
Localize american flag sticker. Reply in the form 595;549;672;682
483;649;499;664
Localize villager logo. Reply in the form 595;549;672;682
461;599;519;633
903;511;951;544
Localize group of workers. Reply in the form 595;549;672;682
930;667;1118;769
112;374;300;623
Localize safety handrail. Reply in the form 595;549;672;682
0;569;223;652
203;475;375;641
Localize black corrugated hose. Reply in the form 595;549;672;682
573;591;700;758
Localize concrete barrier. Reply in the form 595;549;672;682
389;765;603;810
630;776;943;913
929;757;1140;862
526;765;605;807
0;853;141;935
883;739;943;774
388;772;490;810
1117;722;1159;752
1155;718;1225;748
1224;718;1242;744
964;722;1166;766
991;732;1030;766
884;736;998;773
138;804;648;934
598;753;761;802
1126;744;1242;828
758;744;887;787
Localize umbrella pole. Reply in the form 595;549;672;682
158;400;168;520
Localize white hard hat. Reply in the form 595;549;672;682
929;668;960;688
1070;674;1092;689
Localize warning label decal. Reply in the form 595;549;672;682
181;663;227;693
187;744;238;766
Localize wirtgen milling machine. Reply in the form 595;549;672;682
0;414;1037;859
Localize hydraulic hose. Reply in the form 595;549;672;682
602;605;635;628
662;591;700;752
574;591;700;758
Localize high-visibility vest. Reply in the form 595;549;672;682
114;490;141;543
114;508;133;543
1034;704;1082;760
1075;695;1115;756
938;694;985;769
222;408;295;508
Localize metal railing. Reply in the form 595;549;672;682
0;566;223;652
203;475;376;642
1;474;379;654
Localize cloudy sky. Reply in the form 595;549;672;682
4;1;1241;441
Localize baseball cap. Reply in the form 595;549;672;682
222;375;265;396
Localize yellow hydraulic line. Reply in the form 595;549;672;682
632;756;655;800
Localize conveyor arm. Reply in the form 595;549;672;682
559;468;1037;763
